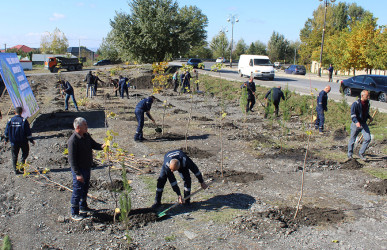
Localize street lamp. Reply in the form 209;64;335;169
318;0;335;77
227;15;238;68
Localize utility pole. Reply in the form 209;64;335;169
78;39;81;59
4;44;6;52
227;15;239;68
294;48;297;64
318;0;336;76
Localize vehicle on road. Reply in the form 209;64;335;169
216;57;226;63
187;58;204;69
94;59;111;66
45;56;83;73
340;75;387;102
284;65;306;75
238;54;275;80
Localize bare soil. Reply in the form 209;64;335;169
0;67;386;249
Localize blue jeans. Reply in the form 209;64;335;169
65;94;78;110
315;107;325;132
87;84;95;98
348;122;371;157
134;109;144;140
121;86;129;98
71;168;91;215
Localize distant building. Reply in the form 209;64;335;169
0;45;33;53
67;47;95;59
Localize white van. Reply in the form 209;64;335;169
238;55;275;80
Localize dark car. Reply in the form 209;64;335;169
187;58;204;69
284;65;306;75
94;59;111;66
340;75;387;102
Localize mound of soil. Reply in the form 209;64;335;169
178;146;214;159
228;131;271;142
173;109;188;114
126;208;158;229
89;179;124;191
333;127;348;141
206;170;263;183
341;159;363;169
154;132;185;141
192;116;213;121
234;206;345;234
365;179;387;195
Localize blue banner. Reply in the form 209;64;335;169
0;53;39;121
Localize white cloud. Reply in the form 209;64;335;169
49;13;65;21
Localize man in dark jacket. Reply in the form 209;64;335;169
59;80;79;111
264;86;285;118
92;72;105;96
68;117;104;221
328;64;334;82
314;85;331;133
181;71;191;93
152;150;208;209
110;78;120;97
347;90;373;161
241;77;256;113
118;75;129;99
4;107;35;174
134;96;156;141
84;71;95;98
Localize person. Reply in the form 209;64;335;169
118;75;129;99
4;107;35;174
181;71;191;93
241;77;256;113
347;90;373;161
264;86;285;118
152;149;208;209
92;72;105;96
172;71;179;92
59;80;79;111
328;64;334;82
84;71;95;98
68;117;105;221
134;96;156;141
110;78;120;97
314;85;331;133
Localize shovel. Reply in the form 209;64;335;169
157;180;214;218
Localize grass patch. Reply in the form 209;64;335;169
198;208;245;224
164;234;176;242
363;167;387;180
139;175;180;205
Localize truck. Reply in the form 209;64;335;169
45;56;83;73
238;55;275;80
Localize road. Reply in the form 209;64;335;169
172;61;387;113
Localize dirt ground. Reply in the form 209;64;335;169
0;67;386;249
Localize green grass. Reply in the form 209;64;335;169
139;175;178;205
363;167;387;180
197;208;245;224
164;235;176;242
1;235;11;250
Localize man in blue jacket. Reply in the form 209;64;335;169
134;96;156;141
348;90;373;161
59;80;79;111
264;86;285;117
118;75;129;99
152;150;208;209
314;85;331;134
4;107;35;174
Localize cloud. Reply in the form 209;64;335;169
49;13;65;21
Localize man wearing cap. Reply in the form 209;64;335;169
152;149;208;209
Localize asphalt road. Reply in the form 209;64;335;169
172;61;387;113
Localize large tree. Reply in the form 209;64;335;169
209;31;229;59
233;39;247;59
267;31;289;62
96;32;120;62
40;28;68;54
247;41;267;55
109;0;208;63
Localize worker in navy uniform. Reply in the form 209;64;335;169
314;85;331;133
59;80;79;111
118;75;129;99
4;107;35;174
264;86;285;118
152;150;208;209
134;96;156;141
241;77;256;113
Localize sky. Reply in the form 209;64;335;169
0;0;386;52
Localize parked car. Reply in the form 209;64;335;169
187;58;204;69
284;65;306;75
216;57;226;63
340;75;387;102
94;59;111;66
238;55;275;80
